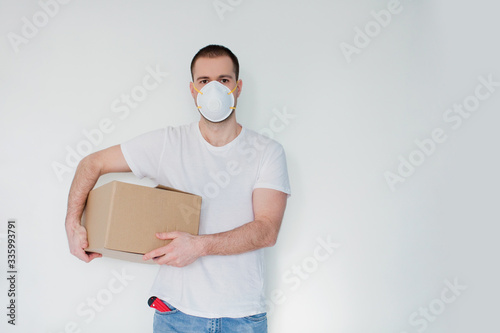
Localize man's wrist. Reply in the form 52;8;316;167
65;215;81;231
196;234;211;257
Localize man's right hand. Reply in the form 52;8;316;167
66;222;102;263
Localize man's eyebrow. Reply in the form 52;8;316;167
195;74;234;81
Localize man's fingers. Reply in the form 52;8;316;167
76;250;101;263
152;256;165;265
155;231;180;240
144;231;188;262
143;248;165;261
72;246;101;263
71;247;90;262
66;223;100;263
87;252;102;261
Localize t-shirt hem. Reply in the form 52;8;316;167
155;294;266;319
254;183;291;198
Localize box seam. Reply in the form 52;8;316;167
104;181;117;248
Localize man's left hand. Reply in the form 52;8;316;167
143;231;204;267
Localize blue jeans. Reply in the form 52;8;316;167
153;299;267;333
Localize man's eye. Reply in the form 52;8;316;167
220;79;229;83
200;80;209;84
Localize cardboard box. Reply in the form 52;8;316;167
82;181;202;264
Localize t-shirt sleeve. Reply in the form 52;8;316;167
254;142;291;196
120;129;166;180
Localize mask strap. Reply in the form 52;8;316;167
228;82;238;109
228;83;238;95
193;83;203;95
194;81;238;110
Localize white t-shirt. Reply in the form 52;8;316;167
120;121;291;318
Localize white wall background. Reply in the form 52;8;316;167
1;0;499;332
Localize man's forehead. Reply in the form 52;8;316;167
193;56;235;79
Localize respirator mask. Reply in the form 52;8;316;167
193;81;238;123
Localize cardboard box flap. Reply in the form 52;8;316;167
156;184;197;196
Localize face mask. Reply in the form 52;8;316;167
193;81;238;123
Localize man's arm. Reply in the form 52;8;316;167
143;188;288;266
65;145;131;263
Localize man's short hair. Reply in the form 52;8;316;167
190;44;239;81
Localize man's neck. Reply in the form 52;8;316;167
198;115;242;147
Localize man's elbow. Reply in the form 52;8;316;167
256;218;282;248
265;236;277;248
78;152;103;175
262;229;279;248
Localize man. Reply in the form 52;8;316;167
65;45;291;332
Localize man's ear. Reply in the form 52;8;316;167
189;82;197;100
235;79;243;98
